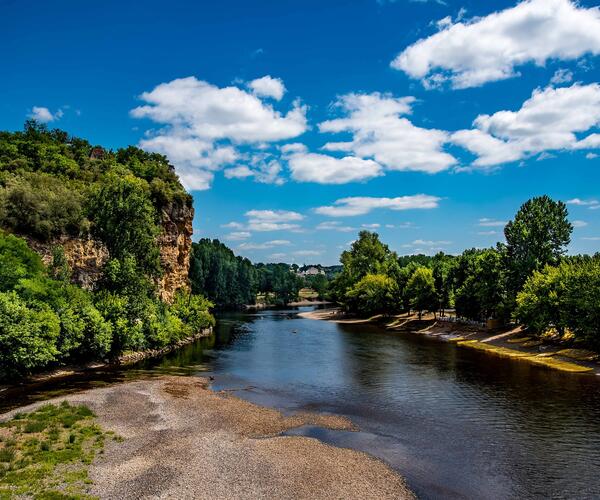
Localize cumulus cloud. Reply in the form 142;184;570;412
401;239;452;255
239;240;291;250
452;83;600;167
315;194;441;217
29;106;63;123
319;93;456;174
224;154;285;185
550;69;574;85
478;218;507;227
316;221;356;232
131;76;306;190
293;250;322;257
223;210;305;233
225;231;252;241
248;76;286;101
392;0;600;89
288;152;382;184
567;198;600;209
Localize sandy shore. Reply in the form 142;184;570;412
1;376;413;499
301;308;599;374
298;307;374;323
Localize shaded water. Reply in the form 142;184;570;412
3;306;600;499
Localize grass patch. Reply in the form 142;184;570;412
298;288;319;300
0;402;121;498
457;340;594;373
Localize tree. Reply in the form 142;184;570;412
405;267;437;320
88;174;161;277
345;274;399;316
454;248;507;322
340;231;390;283
432;252;457;316
504;195;572;298
516;265;565;335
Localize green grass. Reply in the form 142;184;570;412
0;402;121;499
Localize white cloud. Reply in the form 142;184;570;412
315;194;441;217
245;209;303;222
452;83;600;167
316;221;355;232
582;236;600;241
225;155;285;185
567;198;600;210
269;253;287;259
239;240;291;250
550;69;574;85
248;76;286;101
131;76;306;190
224;166;254;179
477;230;498;236
245;209;304;232
572;220;588;228
222;221;245;229
392;0;600;89
293;250;322;257
139;135;238;190
29;106;62;123
288;152;382;184
406;239;451;246
320;93;456;173
586;152;598;159
478;218;507;227
362;223;381;229
225;231;252;241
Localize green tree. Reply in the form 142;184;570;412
516;264;565;335
405;267;438;320
340;231;390;283
504;195;572;299
345;274;399;316
454;248;507;322
89;174;161;277
0;291;60;377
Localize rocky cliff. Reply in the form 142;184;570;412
25;199;194;303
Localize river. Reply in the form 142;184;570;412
3;306;600;499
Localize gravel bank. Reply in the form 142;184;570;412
1;376;413;499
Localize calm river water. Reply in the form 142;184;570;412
3;306;600;499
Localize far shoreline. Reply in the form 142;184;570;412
300;307;600;375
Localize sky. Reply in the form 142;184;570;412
1;0;599;265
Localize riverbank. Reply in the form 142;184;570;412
0;376;414;499
0;328;213;392
246;299;332;310
300;308;599;374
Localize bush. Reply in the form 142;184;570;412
0;291;60;377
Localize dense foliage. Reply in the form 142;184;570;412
190;239;306;307
0;123;213;380
332;196;600;348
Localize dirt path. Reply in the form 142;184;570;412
1;376;413;500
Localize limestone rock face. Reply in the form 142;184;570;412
26;236;109;290
155;200;194;303
24;199;194;304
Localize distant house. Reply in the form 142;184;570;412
89;147;105;160
297;266;325;277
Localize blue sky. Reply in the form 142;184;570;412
1;0;599;264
